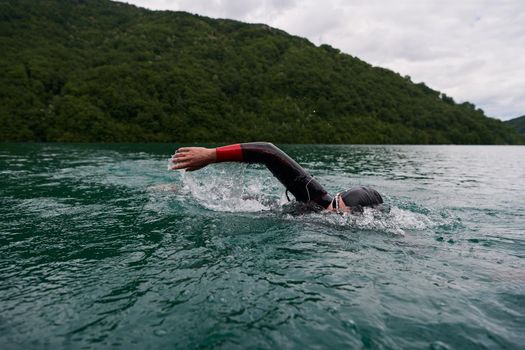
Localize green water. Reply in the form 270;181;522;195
0;144;523;349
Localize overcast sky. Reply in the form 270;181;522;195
117;0;525;120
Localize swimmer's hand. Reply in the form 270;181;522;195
170;147;217;172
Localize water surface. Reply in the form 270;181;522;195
0;144;524;349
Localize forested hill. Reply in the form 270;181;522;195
505;116;525;135
1;0;523;144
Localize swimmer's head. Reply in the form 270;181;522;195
330;186;383;213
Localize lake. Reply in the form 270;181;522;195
0;143;524;349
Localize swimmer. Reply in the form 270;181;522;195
170;142;383;213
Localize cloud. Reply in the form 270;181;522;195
117;0;525;120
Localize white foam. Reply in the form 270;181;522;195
175;164;457;235
180;165;278;212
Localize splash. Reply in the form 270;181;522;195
179;164;284;212
174;164;460;236
283;204;460;236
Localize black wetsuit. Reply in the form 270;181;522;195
241;143;333;208
216;142;383;210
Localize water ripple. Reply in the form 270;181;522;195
1;144;524;349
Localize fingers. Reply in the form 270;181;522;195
171;153;189;162
171;161;189;170
171;148;195;161
170;147;206;171
171;147;196;161
170;161;206;172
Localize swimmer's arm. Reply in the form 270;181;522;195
170;143;276;171
171;143;332;207
171;143;276;171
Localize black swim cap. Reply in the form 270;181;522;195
340;186;383;211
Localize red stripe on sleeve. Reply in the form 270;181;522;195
215;144;243;162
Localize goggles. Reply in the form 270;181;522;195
331;192;341;211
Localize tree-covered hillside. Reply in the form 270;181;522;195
505;116;525;135
0;0;523;144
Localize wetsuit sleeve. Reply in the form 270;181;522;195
215;142;332;208
215;144;243;162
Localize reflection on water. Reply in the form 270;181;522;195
0;144;524;349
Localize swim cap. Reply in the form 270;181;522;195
340;186;383;212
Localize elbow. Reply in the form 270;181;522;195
255;142;278;152
242;142;284;163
